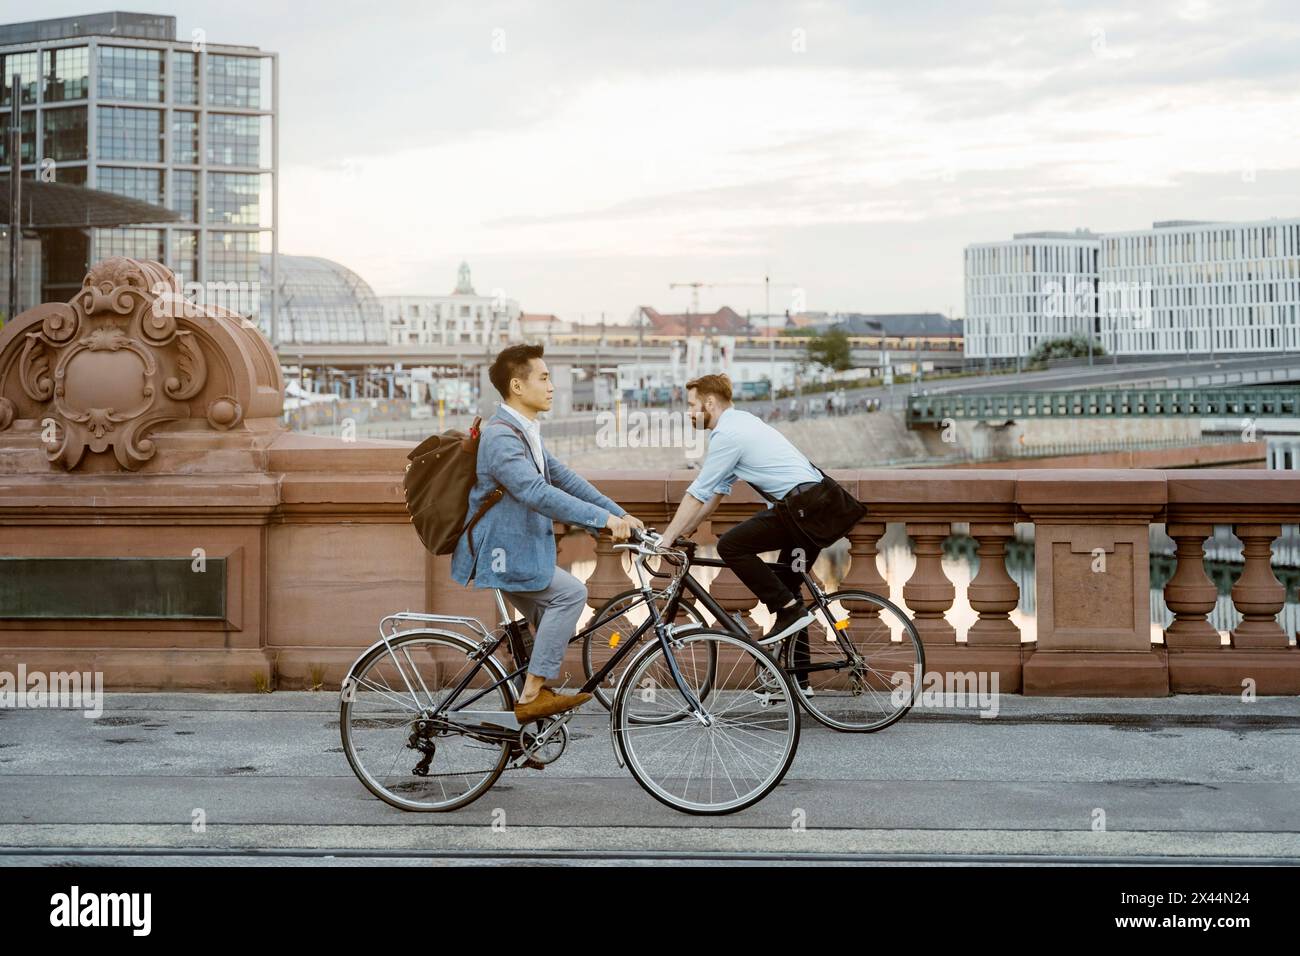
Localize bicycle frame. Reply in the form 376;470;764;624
356;542;708;748
643;547;863;682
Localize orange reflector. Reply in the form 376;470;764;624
834;618;850;631
609;631;621;648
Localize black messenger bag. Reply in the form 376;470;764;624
761;466;867;550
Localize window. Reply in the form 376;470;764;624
96;106;162;161
207;55;261;108
172;51;198;105
171;169;198;222
206;230;259;281
1;52;39;106
97;47;164;102
50;165;87;185
44;47;89;102
206;113;258;166
97;166;162;205
170;230;197;284
206;231;260;316
206;172;261;225
0;110;37;164
172;111;198;163
94;228;164;262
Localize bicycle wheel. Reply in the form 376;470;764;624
780;589;925;732
582;587;706;712
340;630;514;812
613;629;800;815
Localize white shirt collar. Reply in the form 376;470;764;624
498;402;540;433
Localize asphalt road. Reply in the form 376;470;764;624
1;691;1297;866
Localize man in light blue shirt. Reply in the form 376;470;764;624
661;373;826;648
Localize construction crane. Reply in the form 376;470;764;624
668;276;799;337
669;276;800;390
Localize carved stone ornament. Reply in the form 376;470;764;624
0;257;284;472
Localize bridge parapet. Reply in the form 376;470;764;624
0;262;1296;693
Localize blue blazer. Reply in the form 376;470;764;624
450;408;626;592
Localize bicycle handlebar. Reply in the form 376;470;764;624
613;527;690;570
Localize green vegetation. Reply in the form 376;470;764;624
803;327;853;372
1026;334;1105;367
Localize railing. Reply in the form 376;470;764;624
6;439;1299;694
907;389;1300;426
570;469;1300;696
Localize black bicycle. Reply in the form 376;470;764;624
582;535;924;732
339;529;801;815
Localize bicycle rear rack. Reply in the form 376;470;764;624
379;609;500;646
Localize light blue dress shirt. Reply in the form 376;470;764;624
685;407;821;503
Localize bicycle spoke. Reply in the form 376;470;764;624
341;633;511;812
616;630;798;814
790;591;925;731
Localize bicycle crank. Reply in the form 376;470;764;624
511;718;569;769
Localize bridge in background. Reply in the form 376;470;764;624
906;388;1300;427
276;341;964;370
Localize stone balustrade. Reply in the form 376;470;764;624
0;259;1297;695
8;449;1298;695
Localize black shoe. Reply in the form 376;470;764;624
759;603;815;645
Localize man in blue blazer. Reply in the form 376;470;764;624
452;343;641;722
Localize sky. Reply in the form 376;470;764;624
22;0;1300;322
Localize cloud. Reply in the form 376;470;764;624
248;0;1300;317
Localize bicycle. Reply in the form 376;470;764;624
583;535;925;732
339;529;801;815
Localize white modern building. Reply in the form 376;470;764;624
1099;218;1300;356
381;262;521;347
963;230;1099;360
965;218;1300;359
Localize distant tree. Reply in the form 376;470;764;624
1027;334;1105;366
805;328;853;372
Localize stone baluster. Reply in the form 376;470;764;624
966;522;1021;646
1163;523;1220;648
1230;524;1288;648
903;521;956;645
585;530;631;610
837;521;888;618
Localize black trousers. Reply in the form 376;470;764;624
716;506;822;614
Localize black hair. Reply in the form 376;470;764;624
488;343;545;399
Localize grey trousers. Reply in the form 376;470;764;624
501;567;588;681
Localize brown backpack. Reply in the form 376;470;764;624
403;416;521;556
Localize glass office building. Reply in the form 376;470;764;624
0;12;276;325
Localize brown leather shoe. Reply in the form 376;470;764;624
514;687;592;722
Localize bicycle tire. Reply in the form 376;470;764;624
781;589;925;733
340;629;513;812
612;629;800;815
